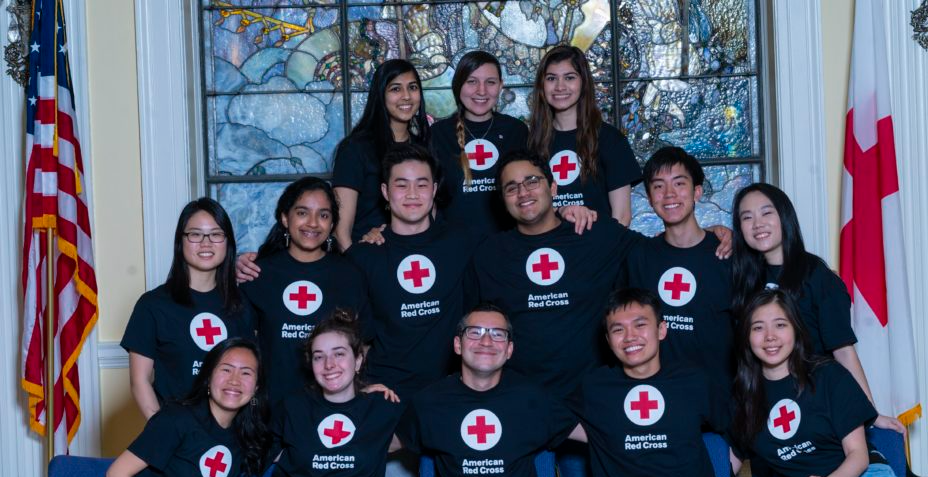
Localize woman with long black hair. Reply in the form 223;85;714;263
731;183;904;433
107;338;269;477
729;289;896;477
121;198;255;419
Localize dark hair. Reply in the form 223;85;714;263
642;146;706;196
494;149;554;196
731;183;820;315
166;198;241;313
527;45;602;182
338;59;430;161
303;308;366;396
380;143;441;185
456;302;513;337
182;338;269;476
256;177;338;260
451;50;503;183
602;288;663;331
731;289;825;449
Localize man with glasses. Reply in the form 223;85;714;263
399;304;579;476
471;150;641;476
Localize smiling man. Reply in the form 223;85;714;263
399;304;579;477
568;288;728;477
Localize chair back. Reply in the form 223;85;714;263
48;455;114;477
867;427;907;477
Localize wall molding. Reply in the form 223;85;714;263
98;342;130;370
769;0;831;262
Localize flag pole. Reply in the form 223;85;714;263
45;227;55;465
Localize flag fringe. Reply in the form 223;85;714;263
898;404;922;427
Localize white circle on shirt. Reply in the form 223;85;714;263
318;413;356;449
548;150;581;186
623;384;665;426
460;409;502;451
282;280;324;316
396;254;437;294
189;313;228;352
464;139;499;171
767;398;801;440
657;266;698;307
199;444;232;477
525;248;565;286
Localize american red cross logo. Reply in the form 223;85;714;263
623;384;665;426
767;399;801;440
657;267;697;307
189;313;227;352
460;409;502;450
464;139;498;171
525;248;565;286
198;445;232;477
396;254;436;294
317;413;356;448
548;150;580;185
282;280;324;316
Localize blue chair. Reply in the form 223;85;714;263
420;451;556;477
867;427;907;477
702;432;730;477
48;456;114;477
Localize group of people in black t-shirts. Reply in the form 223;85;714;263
107;47;905;477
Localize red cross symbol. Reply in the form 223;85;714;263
663;273;692;300
467;144;494;166
467;415;496;444
531;254;560;280
403;260;431;288
289;286;317;309
630;391;660;419
203;451;228;477
323;420;352;445
552;154;577;180
195;319;223;346
773;405;796;433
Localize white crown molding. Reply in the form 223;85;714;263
769;0;831;262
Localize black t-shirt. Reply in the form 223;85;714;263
399;372;577;477
765;257;857;355
272;389;403;477
332;136;388;242
240;251;370;404
121;285;256;403
431;113;528;236
569;365;728;477
625;234;734;384
747;361;877;477
546;123;641;217
346;219;478;397
128;401;241;477
471;219;641;396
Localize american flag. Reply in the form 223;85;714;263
21;0;99;451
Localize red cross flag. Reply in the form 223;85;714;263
839;0;921;426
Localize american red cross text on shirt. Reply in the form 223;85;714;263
467;416;496;444
773;405;796;433
468;144;494;166
289;286;317;309
324;420;352;445
552;155;577;180
203;451;228;477
532;254;560;280
630;391;660;419
663;273;691;300
403;260;431;287
195;319;223;345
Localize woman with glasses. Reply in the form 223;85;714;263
239;177;371;405
121;198;256;419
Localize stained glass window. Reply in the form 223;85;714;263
201;0;764;251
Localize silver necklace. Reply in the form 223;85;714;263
462;114;495;141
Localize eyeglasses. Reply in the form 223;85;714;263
461;326;510;342
184;231;227;243
502;175;545;196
